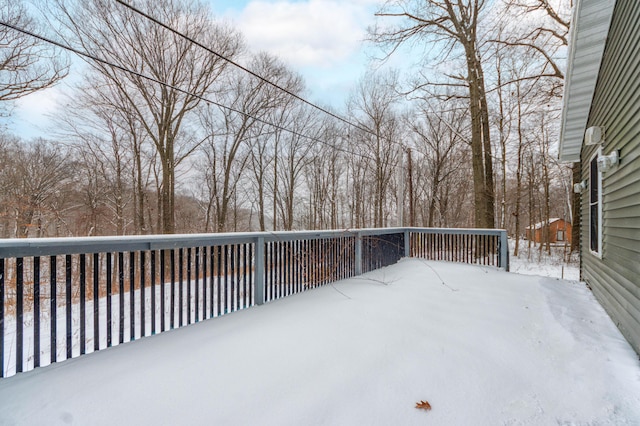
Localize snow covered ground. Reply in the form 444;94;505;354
508;239;580;280
1;258;639;425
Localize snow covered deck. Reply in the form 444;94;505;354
1;259;639;425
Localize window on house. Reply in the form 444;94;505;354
557;230;565;241
589;152;602;255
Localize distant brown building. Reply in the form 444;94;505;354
525;218;572;245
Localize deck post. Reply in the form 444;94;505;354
404;229;411;258
499;230;509;272
255;237;265;305
355;232;362;276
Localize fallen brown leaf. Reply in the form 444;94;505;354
415;400;431;411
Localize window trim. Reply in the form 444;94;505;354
589;148;603;258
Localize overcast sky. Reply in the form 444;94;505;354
7;0;386;139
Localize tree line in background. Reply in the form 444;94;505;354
0;0;574;255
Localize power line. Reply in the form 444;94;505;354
114;0;379;139
0;20;376;161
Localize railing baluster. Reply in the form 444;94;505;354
335;238;339;281
239;244;244;308
140;250;146;338
267;242;272;301
34;256;40;368
232;245;237;309
129;251;135;341
229;245;237;312
288;241;293;295
195;247;200;322
270;242;275;300
209;246;214;318
293;240;298;294
285;241;290;296
106;252;112;348
151;250;156;335
160;250;166;332
277;241;286;299
283;241;287;294
204;246;208;317
237;244;241;310
281;242;285;296
118;252;124;344
304;239;309;290
16;257;23;373
179;248;184;327
240;244;244;308
170;249;175;329
93;253;99;352
216;246;222;316
186;248;191;325
311;239;316;287
276;241;281;297
224;245;229;313
299;240;303;288
277;242;282;298
80;253;86;355
273;242;278;298
276;241;280;296
50;256;57;363
65;255;72;360
249;243;254;306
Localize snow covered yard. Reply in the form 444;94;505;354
0;259;639;425
509;238;580;280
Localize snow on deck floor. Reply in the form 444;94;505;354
1;259;639;425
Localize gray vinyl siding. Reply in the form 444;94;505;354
581;0;640;354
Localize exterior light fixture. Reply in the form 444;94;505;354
573;180;587;193
597;150;619;173
585;126;604;145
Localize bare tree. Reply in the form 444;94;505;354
486;1;571;254
52;0;243;234
275;106;319;230
371;0;495;228
55;80;145;236
0;132;18;236
1;138;73;237
408;99;470;227
493;0;571;97
197;53;294;232
247;54;305;231
0;1;67;110
305;121;344;230
348;71;401;228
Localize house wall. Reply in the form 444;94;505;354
581;0;640;354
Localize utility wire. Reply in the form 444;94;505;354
0;20;376;161
114;0;379;140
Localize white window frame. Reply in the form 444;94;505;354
589;149;603;257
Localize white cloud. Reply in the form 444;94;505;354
12;86;63;139
235;0;377;68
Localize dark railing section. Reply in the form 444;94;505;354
264;236;356;303
361;233;404;274
0;228;507;378
410;228;508;269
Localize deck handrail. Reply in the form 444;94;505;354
0;227;508;378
